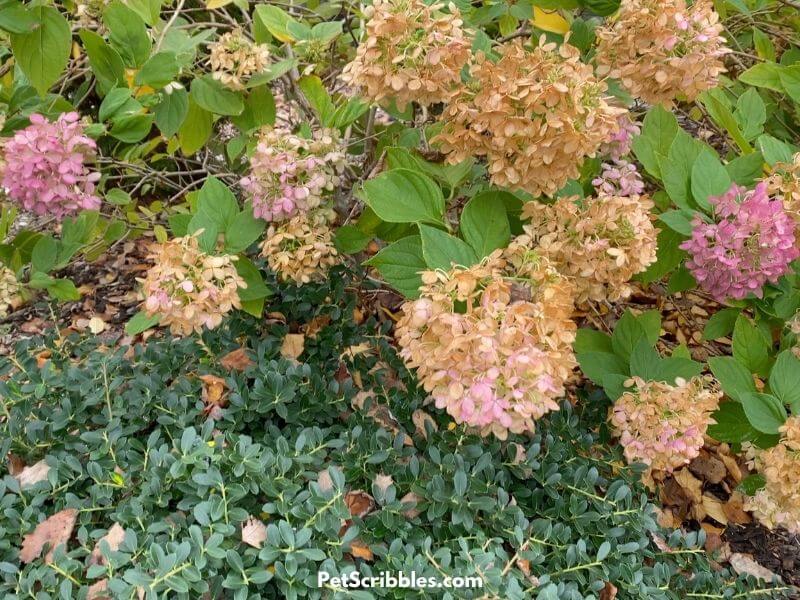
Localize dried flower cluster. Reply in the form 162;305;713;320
0;266;20;318
341;0;471;109
140;234;245;336
601;114;640;161
610;376;721;484
593;160;645;197
519;194;658;303
1;112;101;219
395;249;577;439
765;152;800;224
434;37;622;198
681;182;799;302
745;416;800;534
209;30;270;90
241;128;345;222
259;210;341;284
595;0;728;106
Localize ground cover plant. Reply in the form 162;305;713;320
1;0;800;597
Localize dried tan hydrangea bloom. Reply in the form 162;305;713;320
260;210;340;285
765;152;800;224
341;0;471;109
610;376;721;486
0;266;21;318
395;249;577;439
209;30;270;91
519;194;658;303
745;416;800;534
595;0;728;107
140;234;245;336
434;37;623;198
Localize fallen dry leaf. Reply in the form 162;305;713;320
36;350;52;369
411;409;437;439
517;558;540;587
317;469;334;493
400;492;422;519
89;523;126;566
199;374;228;408
701;495;728;526
345;490;375;518
689;451;726;485
88;317;107;334
729;553;781;582
280;334;305;360
242;517;267;549
14;460;50;489
599;581;618;600
87;579;109;600
7;454;25;477
373;474;393;494
20;508;77;564
303;315;331;338
723;492;752;525
674;468;703;504
219;348;254;372
350;539;373;561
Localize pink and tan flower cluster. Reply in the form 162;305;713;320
745;416;800;534
610;376;721;484
1;112;101;219
209;30;271;91
0;266;20;319
395;249;577;439
519;194;658;304
140;234;245;336
681;182;798;302
595;0;728;106
765;152;800;224
592;160;645;198
259;209;341;285
341;0;471;109
434;37;623;197
241;128;345;222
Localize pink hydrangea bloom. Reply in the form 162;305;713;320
1;112;101;218
680;182;799;302
601;114;640;161
240;128;345;222
592;160;645;197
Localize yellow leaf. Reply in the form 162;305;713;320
532;7;570;34
206;0;233;8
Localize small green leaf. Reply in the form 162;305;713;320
708;356;757;403
191;76;244;116
125;311;160;335
460;192;511;258
419;225;478;271
362;169;444;225
732;315;771;376
740;392;787;434
10;7;71;96
364;236;426;298
769;351;800;413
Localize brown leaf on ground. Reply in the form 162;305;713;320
219;348;254;372
373;474;393;494
340;343;373;360
199;374;228;408
36;350;52;369
280;334;305;360
729;553;782;582
354;392;413;446
689;450;727;484
317;469;334;493
15;460;50;489
20;508;77;564
674;468;703;504
87;579;109;600
517;558;540;587
702;495;729;526
89;523;126;566
242;517;267;549
7;454;25;477
599;581;618;600
345;490;375;518
400;492;422;519
412;409;437;439
350;539;373;561
303;315;331;339
723;492;752;525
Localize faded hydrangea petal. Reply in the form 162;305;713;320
209;29;270;91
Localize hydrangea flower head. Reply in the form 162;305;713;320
592;160;645;198
596;0;728;106
745;416;800;534
0;266;21;318
434;37;624;197
140;234;245;336
341;0;471;109
1;112;101;219
680;182;799;302
519;194;658;303
395;249;577;439
209;30;270;90
765;152;800;224
601;114;640;161
259;209;341;285
241;128;345;222
610;376;721;485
